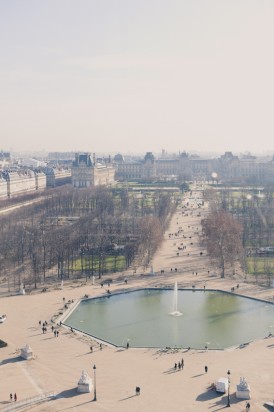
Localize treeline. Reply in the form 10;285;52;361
203;186;274;281
0;186;175;290
207;187;274;249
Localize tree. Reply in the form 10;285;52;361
202;210;243;278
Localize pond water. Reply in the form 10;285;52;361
64;289;274;349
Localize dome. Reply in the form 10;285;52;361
144;152;155;162
113;154;124;163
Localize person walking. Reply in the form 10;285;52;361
10;393;12;402
14;393;17;402
205;365;208;373
246;401;250;411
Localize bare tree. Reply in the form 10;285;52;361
202;210;244;278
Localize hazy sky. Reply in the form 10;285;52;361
1;0;274;155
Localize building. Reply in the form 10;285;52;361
114;151;274;185
71;153;115;188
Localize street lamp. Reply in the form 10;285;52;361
93;364;97;401
227;369;231;407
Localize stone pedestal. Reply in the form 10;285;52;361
20;344;33;360
236;377;251;399
77;370;92;393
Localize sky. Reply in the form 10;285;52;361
1;0;274;155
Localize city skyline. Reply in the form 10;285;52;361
1;1;274;154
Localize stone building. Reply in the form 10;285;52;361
114;150;274;185
71;153;115;188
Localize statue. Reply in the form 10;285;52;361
19;283;25;295
77;370;92;393
20;344;33;360
236;377;251;399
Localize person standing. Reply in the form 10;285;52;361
205;365;208;373
14;393;17;402
10;393;12;402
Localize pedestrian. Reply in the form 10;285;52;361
56;330;59;337
136;386;140;396
126;341;129;349
181;358;184;369
205;365;208;373
90;346;93;352
178;362;181;369
54;330;57;337
10;393;13;402
51;325;54;332
246;401;250;411
39;320;41;326
100;343;102;350
14;393;17;402
174;363;177;370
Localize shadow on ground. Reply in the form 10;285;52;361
57;388;83;399
196;391;245;410
0;356;24;366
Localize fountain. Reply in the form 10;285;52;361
170;281;182;316
64;288;274;349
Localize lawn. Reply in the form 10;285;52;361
74;255;126;273
246;257;274;274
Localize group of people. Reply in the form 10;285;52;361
53;329;59;337
174;358;184;370
10;393;17;402
39;320;48;334
39;320;60;337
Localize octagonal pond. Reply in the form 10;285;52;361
64;289;274;349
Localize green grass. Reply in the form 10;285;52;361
246;257;274;274
74;255;126;273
